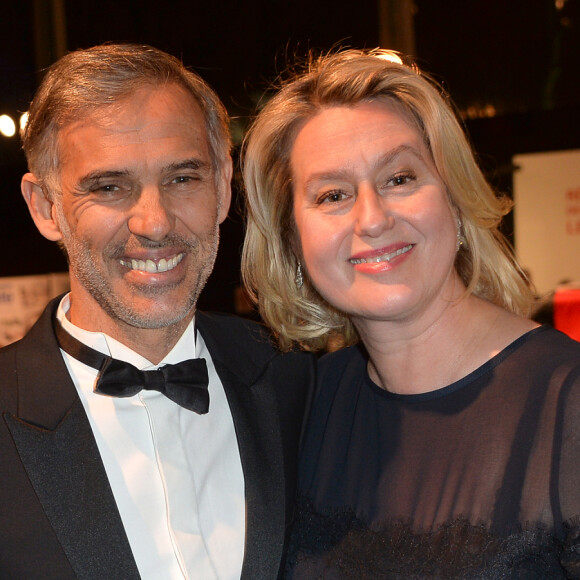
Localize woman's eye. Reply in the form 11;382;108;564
318;190;347;204
389;172;415;187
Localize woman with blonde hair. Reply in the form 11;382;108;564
242;49;580;577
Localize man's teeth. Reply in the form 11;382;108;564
120;253;184;273
350;244;413;264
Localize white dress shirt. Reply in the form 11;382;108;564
56;295;245;579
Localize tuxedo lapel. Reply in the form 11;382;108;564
197;312;287;579
217;363;287;579
5;403;140;579
4;299;139;579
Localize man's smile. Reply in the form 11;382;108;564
119;252;185;273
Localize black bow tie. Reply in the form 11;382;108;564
54;319;210;414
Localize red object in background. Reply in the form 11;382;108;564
553;288;580;342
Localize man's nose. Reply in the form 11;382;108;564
127;187;173;241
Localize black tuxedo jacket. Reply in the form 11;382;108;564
0;298;314;579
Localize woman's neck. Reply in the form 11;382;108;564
355;295;537;395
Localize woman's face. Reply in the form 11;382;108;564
291;100;462;328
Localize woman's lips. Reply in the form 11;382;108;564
349;244;414;264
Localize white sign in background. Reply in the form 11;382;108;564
0;273;69;347
513;149;580;296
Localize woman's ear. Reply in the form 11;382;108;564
21;173;64;242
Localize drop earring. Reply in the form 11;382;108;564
456;218;466;252
295;262;304;288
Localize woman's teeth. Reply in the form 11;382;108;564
350;244;413;264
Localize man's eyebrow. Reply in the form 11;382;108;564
77;170;130;190
162;159;212;174
76;159;212;190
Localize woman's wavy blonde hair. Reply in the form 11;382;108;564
241;48;534;351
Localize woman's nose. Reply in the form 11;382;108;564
353;185;395;238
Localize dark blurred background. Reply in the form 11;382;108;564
1;0;579;313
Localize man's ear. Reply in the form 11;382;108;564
21;173;63;242
217;158;233;225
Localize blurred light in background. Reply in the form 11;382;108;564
20;112;28;132
0;115;16;138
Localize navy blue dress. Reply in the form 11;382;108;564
287;326;580;578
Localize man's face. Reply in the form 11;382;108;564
50;84;231;336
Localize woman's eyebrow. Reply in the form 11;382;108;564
303;144;424;188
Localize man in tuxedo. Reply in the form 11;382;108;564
0;44;313;579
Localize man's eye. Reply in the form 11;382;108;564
170;175;201;185
94;184;121;194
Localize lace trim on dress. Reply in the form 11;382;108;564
286;497;580;579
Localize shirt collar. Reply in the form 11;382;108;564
56;293;197;370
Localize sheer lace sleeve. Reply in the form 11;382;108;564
555;362;580;578
557;365;580;523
